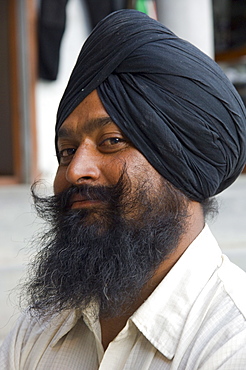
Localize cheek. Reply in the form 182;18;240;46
126;151;158;179
53;166;68;194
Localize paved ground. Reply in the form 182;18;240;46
0;176;246;343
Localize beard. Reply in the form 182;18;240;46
22;171;189;319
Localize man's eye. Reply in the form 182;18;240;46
58;148;76;163
99;137;126;150
105;138;123;145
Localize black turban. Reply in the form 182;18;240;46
56;9;246;202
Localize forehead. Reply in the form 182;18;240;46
57;90;120;138
57;117;116;140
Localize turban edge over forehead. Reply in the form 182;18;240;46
56;9;246;202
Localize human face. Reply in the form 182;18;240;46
27;89;192;318
54;90;163;208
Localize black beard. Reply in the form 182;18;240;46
22;172;189;319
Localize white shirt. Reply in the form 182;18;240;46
1;225;246;369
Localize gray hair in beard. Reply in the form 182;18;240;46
21;171;190;320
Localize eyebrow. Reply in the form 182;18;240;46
57;117;114;138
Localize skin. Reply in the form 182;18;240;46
54;89;205;349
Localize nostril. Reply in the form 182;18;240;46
76;176;92;183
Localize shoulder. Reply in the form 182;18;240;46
217;254;246;318
0;309;81;369
164;255;246;368
188;256;246;368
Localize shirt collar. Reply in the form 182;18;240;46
49;309;83;347
49;300;100;347
130;225;223;360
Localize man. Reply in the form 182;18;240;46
1;9;246;369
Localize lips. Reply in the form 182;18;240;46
69;193;102;209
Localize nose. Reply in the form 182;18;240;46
65;145;101;185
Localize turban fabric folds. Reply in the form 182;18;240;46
56;10;246;202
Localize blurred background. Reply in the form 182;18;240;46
0;0;246;343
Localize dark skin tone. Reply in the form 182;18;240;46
54;90;205;350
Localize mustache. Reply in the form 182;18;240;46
60;184;119;210
31;172;129;221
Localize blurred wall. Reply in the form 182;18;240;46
156;0;214;57
36;0;89;183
